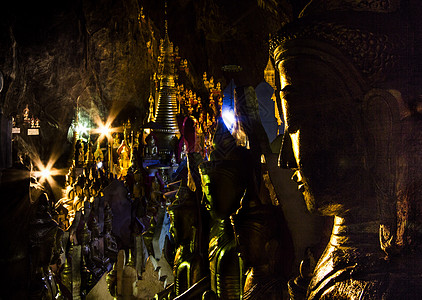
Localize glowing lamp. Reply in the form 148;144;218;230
33;166;53;183
222;108;235;133
40;168;51;179
93;119;115;142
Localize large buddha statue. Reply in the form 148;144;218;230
229;85;295;299
271;0;422;298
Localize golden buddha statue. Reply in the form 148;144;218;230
82;181;91;206
198;155;250;300
94;142;104;164
117;139;131;178
111;133;121;172
227;85;295;299
171;122;250;299
231;196;294;300
89;178;102;202
28;191;61;299
23;104;30;122
271;0;422;298
150;175;162;205
72;179;85;212
75;139;85;167
145;133;159;159
167;185;206;296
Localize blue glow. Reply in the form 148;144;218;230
97;161;103;169
222;108;235;133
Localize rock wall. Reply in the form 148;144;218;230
0;0;159;165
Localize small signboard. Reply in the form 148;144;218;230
12;127;20;134
27;128;39;136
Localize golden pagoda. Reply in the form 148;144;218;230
151;8;180;154
264;56;276;90
264;56;282;131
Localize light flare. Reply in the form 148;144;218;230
91;116;121;142
40;168;51;179
32;154;67;190
75;122;90;137
88;100;126;144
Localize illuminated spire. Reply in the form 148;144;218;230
264;34;276;89
264;56;276;90
164;0;168;36
152;0;180;153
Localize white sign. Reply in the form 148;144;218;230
12;127;20;134
27;128;39;136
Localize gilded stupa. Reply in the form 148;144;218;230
264;55;282;133
151;10;180;154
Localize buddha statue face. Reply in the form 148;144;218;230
200;162;247;220
168;206;195;245
278;55;368;216
270;3;422;298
